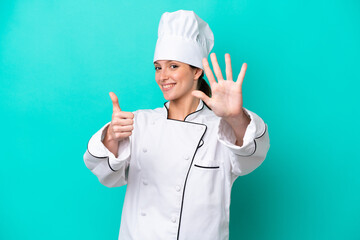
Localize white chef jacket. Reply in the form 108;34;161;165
84;99;270;240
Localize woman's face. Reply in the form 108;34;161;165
154;60;202;101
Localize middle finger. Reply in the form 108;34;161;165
225;53;233;80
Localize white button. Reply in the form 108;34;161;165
143;180;148;185
143;148;147;153
184;155;190;160
171;216;177;223
175;185;181;192
151;121;156;125
141;212;146;216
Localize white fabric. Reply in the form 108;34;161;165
153;10;214;70
83;100;270;240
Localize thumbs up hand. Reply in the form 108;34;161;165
105;92;134;143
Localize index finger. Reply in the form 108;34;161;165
202;57;216;86
210;53;224;80
109;92;122;112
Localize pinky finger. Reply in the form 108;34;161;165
236;63;247;88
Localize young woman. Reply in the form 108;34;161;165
84;10;270;240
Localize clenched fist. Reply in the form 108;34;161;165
103;92;134;157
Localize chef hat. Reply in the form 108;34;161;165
153;10;214;70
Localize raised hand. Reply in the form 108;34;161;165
106;92;134;143
192;53;247;119
192;53;250;146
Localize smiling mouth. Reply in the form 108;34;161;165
162;83;176;91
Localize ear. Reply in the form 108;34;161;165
193;68;203;81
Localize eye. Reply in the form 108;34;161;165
154;66;161;71
170;64;178;69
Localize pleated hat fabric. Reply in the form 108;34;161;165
153;10;214;70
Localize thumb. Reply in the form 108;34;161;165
109;92;122;112
192;90;210;105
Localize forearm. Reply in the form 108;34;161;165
102;125;120;157
222;108;251;147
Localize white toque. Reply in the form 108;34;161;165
153;10;214;70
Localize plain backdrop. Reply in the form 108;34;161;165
1;0;359;239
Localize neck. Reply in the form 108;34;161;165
168;96;200;121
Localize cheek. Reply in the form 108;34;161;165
173;71;192;84
155;74;160;84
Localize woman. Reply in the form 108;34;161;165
84;10;270;240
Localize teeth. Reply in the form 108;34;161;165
163;84;175;89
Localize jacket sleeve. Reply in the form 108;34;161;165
83;122;131;188
217;108;270;176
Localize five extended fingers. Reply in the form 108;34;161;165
202;53;245;86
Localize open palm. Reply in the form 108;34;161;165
192;53;247;118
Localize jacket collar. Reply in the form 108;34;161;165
163;99;206;122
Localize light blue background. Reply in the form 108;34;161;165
1;0;359;239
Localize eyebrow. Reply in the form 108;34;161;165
154;60;175;65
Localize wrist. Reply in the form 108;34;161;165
223;108;250;127
103;125;117;143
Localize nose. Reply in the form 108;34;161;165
159;68;169;81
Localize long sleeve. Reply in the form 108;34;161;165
217;108;270;176
83;122;132;188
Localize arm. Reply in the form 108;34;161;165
218;108;270;176
83;122;131;188
103;124;120;157
191;53;270;175
222;107;251;147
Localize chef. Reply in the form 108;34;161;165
84;9;270;240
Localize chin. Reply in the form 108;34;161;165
163;93;180;101
163;95;174;101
